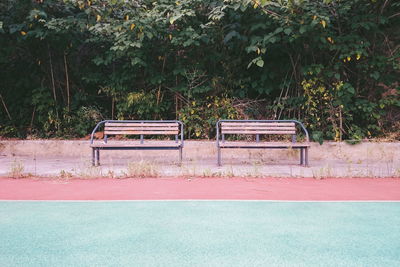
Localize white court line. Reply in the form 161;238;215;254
0;199;400;202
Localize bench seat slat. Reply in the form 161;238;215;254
219;142;310;148
104;130;179;135
221;127;296;131
91;143;181;148
105;122;179;127
105;127;178;131
221;122;295;127
221;130;296;134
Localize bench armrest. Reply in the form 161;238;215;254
90;120;107;144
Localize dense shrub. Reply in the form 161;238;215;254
0;0;399;141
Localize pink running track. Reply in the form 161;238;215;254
1;177;399;201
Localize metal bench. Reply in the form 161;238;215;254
216;120;310;166
90;120;184;166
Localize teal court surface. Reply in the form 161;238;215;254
1;201;399;267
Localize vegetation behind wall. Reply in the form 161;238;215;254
0;0;399;142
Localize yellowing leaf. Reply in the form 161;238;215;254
130;23;136;30
125;15;129;21
169;34;172;40
321;20;326;28
327;37;333;43
20;31;27;36
256;48;260;55
313;15;317;20
256;58;264;67
356;54;361;60
96;14;101;22
347;56;351;61
253;2;259;8
195;131;200;137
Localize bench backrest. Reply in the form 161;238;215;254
90;120;183;144
220;122;296;135
217;120;309;143
104;122;179;136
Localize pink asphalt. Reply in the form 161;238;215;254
0;177;399;200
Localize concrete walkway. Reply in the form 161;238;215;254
0;140;399;178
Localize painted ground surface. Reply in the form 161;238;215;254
0;201;400;267
1;178;399;266
1;177;400;200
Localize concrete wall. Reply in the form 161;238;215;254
1;140;399;162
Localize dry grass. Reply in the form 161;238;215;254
125;161;159;178
9;159;25;178
59;169;73;179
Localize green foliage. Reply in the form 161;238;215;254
0;0;399;141
178;96;240;138
62;106;103;137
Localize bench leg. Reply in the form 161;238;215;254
92;148;95;166
179;147;183;166
217;147;222;166
300;148;304;166
96;148;100;166
304;148;309;167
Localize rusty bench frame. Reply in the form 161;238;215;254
216;119;310;166
90;120;184;166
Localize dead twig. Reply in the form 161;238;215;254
64;52;70;111
0;93;12;120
